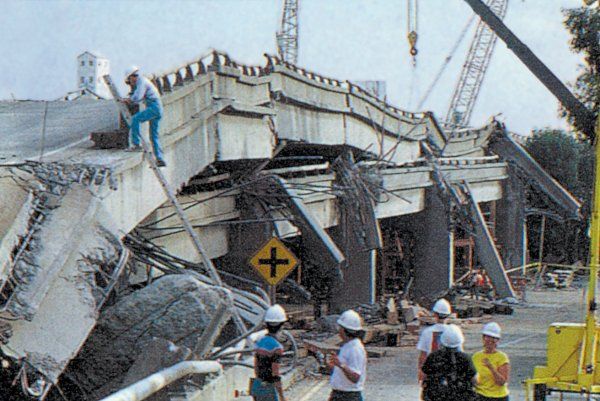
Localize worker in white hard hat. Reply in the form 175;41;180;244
472;322;510;401
417;298;454;383
421;324;477;401
122;66;167;167
326;310;367;401
250;304;287;401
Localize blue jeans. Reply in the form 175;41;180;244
130;102;164;162
250;379;278;401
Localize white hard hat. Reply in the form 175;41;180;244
432;299;452;316
482;322;502;339
264;304;287;324
440;324;464;348
337;310;363;331
124;65;140;79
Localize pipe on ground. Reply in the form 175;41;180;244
99;361;222;401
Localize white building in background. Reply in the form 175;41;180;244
76;51;111;99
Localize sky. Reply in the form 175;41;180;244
0;0;587;135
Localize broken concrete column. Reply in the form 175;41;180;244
65;274;233;399
329;235;377;312
412;188;453;301
496;172;527;270
329;156;382;311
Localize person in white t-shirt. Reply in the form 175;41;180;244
327;310;367;401
417;298;453;383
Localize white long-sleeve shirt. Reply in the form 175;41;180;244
131;76;161;106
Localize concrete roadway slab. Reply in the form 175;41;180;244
0;99;118;164
286;287;589;401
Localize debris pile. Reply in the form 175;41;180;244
542;269;575;289
62;274;234;399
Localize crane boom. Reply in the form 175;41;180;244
446;0;509;128
462;0;596;139
276;0;299;64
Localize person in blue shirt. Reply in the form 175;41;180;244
252;304;288;401
123;66;167;167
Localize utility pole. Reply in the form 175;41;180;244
276;0;299;64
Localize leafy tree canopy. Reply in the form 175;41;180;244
562;6;600;133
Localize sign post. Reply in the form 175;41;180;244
249;237;299;304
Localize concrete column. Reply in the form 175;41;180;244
219;196;273;281
329;225;376;312
412;188;453;301
495;172;526;270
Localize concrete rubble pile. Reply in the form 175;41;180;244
298;293;514;363
62;274;234;399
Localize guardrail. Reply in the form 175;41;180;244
506;262;591;275
100;361;222;401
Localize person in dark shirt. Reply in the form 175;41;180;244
252;305;288;401
422;324;478;401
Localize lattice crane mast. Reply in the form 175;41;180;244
445;0;509;129
276;0;299;64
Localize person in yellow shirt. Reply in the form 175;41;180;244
472;322;510;401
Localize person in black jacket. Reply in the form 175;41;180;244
422;324;478;401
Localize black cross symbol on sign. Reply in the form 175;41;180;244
259;247;290;278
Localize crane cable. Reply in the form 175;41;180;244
417;14;476;110
407;0;419;108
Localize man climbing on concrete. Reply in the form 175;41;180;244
123;66;167;167
417;298;453;383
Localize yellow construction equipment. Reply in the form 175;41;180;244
525;116;600;401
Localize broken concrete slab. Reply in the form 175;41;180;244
65;274;234;399
459;183;516;299
489;129;581;220
2;187;100;320
2;217;122;383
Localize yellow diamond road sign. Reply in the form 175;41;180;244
249;237;299;286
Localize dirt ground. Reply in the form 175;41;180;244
286;285;591;401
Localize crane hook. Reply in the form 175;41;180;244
408;31;418;59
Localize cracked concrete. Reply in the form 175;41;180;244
64;274;234;399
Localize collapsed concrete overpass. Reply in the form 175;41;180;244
0;51;580;395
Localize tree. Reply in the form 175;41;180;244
525;129;593;264
562;6;600;135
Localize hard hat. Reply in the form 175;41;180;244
124;65;140;79
440;324;464;348
432;299;452;316
481;322;502;339
264;304;287;324
337;310;363;331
